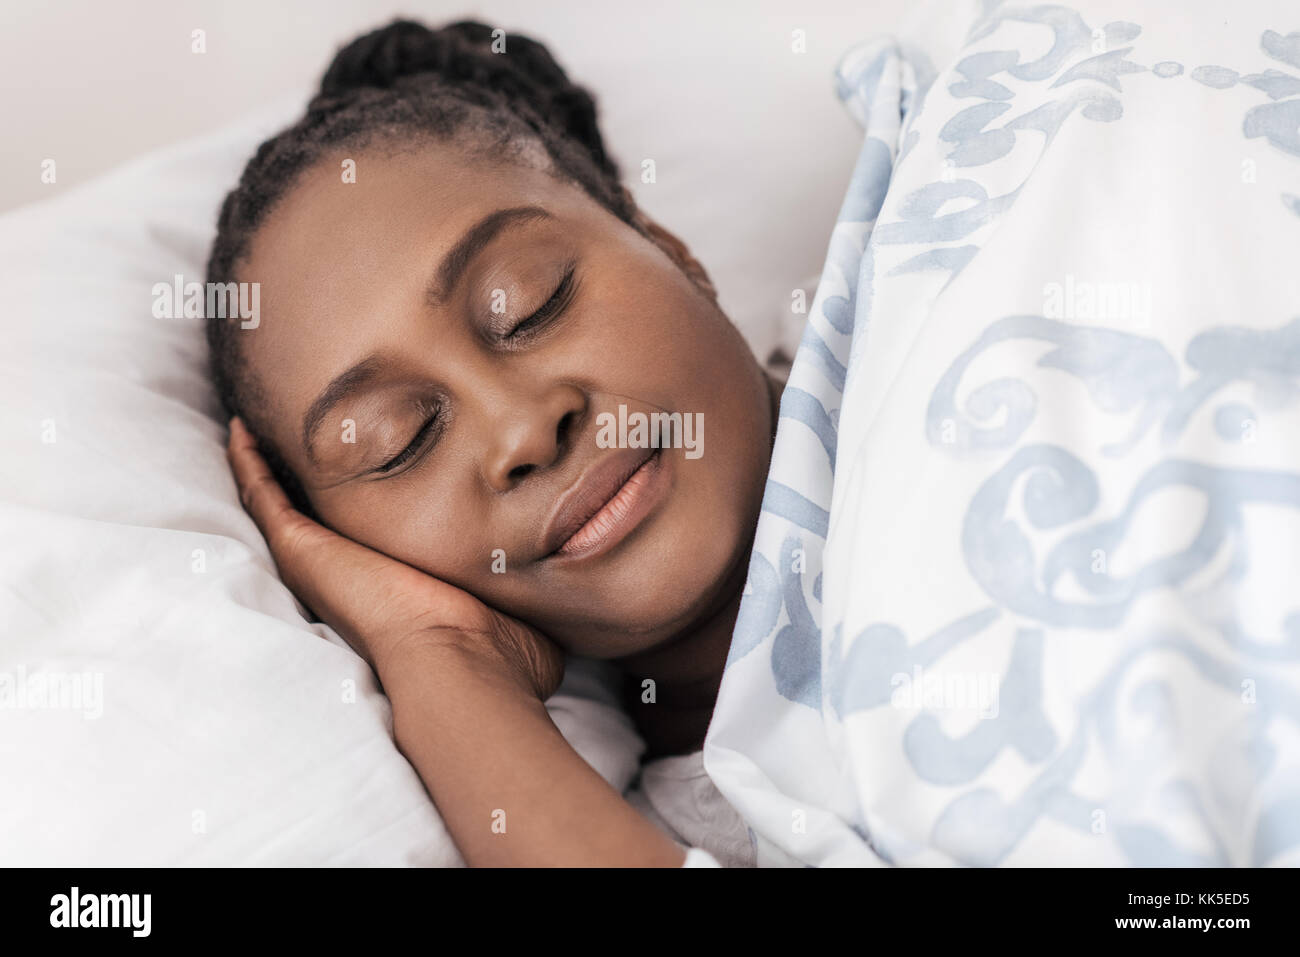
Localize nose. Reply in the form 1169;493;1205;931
482;383;586;492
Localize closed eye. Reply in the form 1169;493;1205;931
507;264;577;340
375;407;442;474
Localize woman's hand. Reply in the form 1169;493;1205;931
225;416;686;866
225;416;565;701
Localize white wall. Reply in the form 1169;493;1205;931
0;0;924;212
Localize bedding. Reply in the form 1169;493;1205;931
707;0;1300;866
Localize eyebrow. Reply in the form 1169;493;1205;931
301;205;553;462
426;205;554;306
302;354;383;463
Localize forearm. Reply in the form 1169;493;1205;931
379;640;687;867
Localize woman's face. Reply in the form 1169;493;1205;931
236;143;773;658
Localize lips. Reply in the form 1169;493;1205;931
541;446;668;561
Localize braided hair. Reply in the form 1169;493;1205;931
205;19;639;515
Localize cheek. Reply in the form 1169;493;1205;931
314;474;492;590
318;474;556;631
607;276;768;486
573;264;742;395
574;258;770;502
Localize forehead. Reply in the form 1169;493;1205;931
244;144;566;296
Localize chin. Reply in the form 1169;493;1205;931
595;551;746;659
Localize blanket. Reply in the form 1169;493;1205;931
706;0;1300;866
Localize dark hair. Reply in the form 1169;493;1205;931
205;18;638;515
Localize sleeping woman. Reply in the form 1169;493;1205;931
208;18;780;867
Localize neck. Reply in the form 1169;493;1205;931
612;554;748;758
611;370;783;760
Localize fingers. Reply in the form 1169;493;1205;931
226;417;306;543
226;416;353;624
226;415;332;609
224;416;481;662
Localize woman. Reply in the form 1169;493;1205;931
209;18;780;866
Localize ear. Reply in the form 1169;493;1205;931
626;197;719;304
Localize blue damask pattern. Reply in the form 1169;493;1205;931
710;1;1300;868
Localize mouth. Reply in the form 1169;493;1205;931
541;446;669;562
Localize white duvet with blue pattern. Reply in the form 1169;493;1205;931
705;0;1300;867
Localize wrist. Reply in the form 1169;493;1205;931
375;629;540;702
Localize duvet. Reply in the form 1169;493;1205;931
706;0;1300;866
